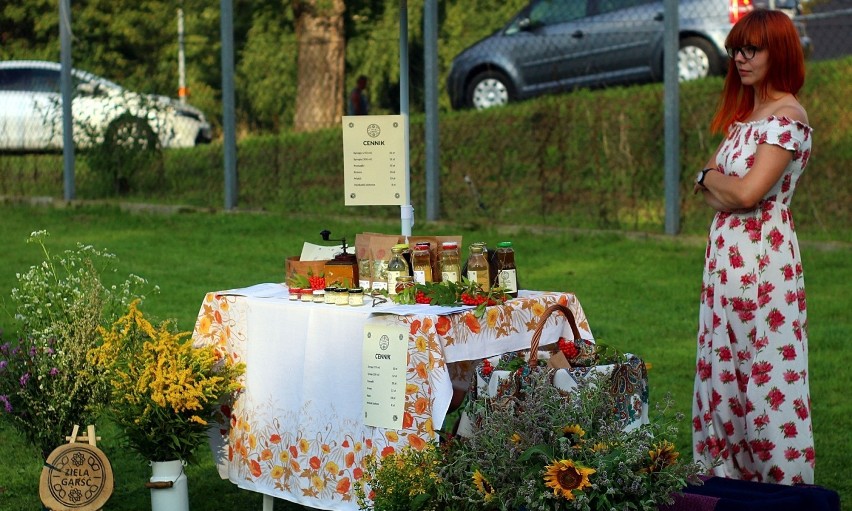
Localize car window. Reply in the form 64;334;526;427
595;0;657;16
0;68;61;93
529;0;588;26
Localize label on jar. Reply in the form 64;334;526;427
359;279;371;290
468;271;490;291
372;281;388;291
442;270;459;284
497;268;517;293
413;270;427;284
386;270;403;295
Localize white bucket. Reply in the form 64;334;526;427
149;460;189;511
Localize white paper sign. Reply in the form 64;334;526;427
342;115;407;206
362;324;407;429
299;242;343;261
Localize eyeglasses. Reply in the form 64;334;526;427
726;45;761;60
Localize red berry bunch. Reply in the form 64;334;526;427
308;275;326;290
460;292;488;306
415;290;432;304
557;336;579;360
481;359;494;376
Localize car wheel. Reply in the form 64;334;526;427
104;114;159;152
466;71;513;110
678;37;721;82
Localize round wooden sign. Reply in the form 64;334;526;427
39;443;114;511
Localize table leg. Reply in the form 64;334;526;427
263;494;273;511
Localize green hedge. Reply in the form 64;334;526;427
2;57;849;238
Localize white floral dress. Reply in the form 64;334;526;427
692;115;814;485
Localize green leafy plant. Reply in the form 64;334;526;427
89;300;244;463
0;231;154;457
394;279;510;318
354;443;444;511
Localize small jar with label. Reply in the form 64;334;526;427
348;288;364;306
301;289;314;302
324;287;336;304
386;244;410;295
412;242;433;284
394;275;415;295
440;242;461;284
289;288;301;301
312;289;325;303
334;287;349;306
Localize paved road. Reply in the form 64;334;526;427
801;0;852;61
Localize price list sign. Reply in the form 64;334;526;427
362;324;407;429
342;115;407;206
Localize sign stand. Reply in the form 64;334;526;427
40;425;114;511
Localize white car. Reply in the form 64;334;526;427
0;60;212;152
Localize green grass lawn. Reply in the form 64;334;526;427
0;203;848;510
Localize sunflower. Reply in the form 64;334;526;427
472;469;495;502
562;424;586;447
543;459;595;500
643;441;680;473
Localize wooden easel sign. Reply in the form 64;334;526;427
39;425;114;511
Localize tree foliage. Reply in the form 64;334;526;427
1;0;527;133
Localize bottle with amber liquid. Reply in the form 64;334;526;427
386;244;410;295
466;242;490;291
412;242;433;284
493;241;518;298
440;242;461;284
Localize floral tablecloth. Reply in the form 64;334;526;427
191;286;592;511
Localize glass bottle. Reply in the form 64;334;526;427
386;244;410;295
412;242;433;284
440;242;461;284
493;241;518;298
394;275;415;295
466;243;490;291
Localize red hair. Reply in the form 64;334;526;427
710;9;805;133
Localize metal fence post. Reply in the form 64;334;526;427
664;0;680;235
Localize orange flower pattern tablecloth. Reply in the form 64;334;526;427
192;289;591;510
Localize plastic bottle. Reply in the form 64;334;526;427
386;244;410;295
493;241;518;298
440;242;461;284
466;242;490;291
412;242;433;284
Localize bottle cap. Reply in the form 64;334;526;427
442;242;458;249
392;243;409;251
497;241;513;248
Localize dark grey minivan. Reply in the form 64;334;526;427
447;0;810;110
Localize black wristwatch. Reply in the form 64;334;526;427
696;168;714;188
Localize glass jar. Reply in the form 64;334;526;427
440;242;461;284
386;244;410;295
324;287;336;304
334;287;349;306
300;289;313;302
348;288;364;306
312;289;325;303
289;287;301;301
493;241;518;298
395;275;415;295
412;242;433;284
466;242;490;291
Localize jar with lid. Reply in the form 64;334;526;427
466;242;490;292
324;287;336;304
386;244;410;295
300;289;314;302
334;287;349;305
493;241;518;298
412;242;433;284
348;288;364;306
440;242;461;284
312;289;325;303
394;275;415;296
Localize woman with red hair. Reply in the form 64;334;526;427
691;9;814;485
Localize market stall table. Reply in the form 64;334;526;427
191;284;610;511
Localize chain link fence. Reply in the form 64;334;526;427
1;0;850;233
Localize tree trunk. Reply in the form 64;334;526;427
292;0;346;132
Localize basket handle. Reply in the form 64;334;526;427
529;303;582;367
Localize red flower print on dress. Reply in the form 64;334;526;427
744;218;762;242
791;474;805;485
715;235;726;249
758;254;770;271
751;361;773;386
778;130;793;146
784;290;797;305
781;174;792;193
729;397;745;417
801;148;810;167
710;389;723;410
724;421;735;436
793;320;803;341
750;439;776;462
785;447;802;461
697;359;713;381
794;398;809;420
745;153;755;168
797;289;806;312
757;282;775;307
729;217;741;229
740;272;757;288
779;344;797;361
753;413;770;429
767;228;785;251
758;132;768;144
769;465;785;482
766;308;786;332
693;416;702;432
804;447;815;467
719;268;728;285
783;370;801;383
777;116;791;127
781;421;798;438
716;346;733;362
720;370;736;383
766;387;786;411
728;245;745;268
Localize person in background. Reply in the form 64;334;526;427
691;9;814;485
347;75;370;115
